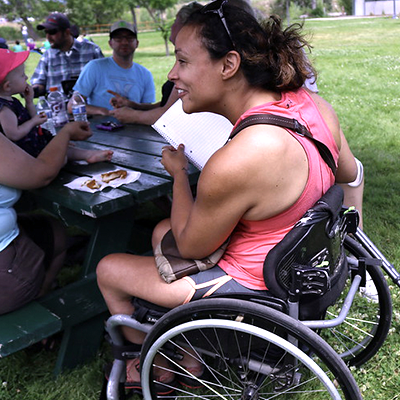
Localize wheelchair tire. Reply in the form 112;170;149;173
140;298;361;399
322;235;392;367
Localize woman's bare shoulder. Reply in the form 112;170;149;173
198;124;309;220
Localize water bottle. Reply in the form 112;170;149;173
36;96;56;135
70;91;88;122
47;86;69;127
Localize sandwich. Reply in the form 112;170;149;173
101;169;127;183
82;179;101;190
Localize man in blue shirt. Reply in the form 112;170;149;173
31;13;103;97
69;20;155;116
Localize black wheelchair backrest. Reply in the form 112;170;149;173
263;185;358;318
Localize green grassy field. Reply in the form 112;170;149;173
2;16;400;400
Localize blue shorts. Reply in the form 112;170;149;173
182;265;268;303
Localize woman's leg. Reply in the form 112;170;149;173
96;252;193;344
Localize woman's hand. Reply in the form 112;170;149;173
161;144;189;178
60;121;92;141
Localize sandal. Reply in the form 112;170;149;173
104;358;176;396
174;350;210;389
177;365;210;389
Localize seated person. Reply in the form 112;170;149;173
0;49;112;163
31;13;103;97
27;38;35;51
0;112;92;314
96;3;360;388
13;40;23;52
68;20;155;116
108;3;202;125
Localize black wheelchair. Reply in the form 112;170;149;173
101;184;400;400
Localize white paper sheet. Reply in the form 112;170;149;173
152;99;233;170
64;168;141;193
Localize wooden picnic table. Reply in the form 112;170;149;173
0;116;199;374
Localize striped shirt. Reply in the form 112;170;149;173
31;38;104;92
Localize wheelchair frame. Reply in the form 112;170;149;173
101;185;400;400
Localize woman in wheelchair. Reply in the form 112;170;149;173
96;0;361;393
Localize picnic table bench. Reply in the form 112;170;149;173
0;116;199;374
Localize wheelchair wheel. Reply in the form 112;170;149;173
322;235;392;367
140;298;361;399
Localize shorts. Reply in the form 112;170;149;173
0;215;55;315
182;265;268;304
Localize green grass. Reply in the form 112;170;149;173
3;17;400;400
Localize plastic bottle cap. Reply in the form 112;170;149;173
49;87;58;92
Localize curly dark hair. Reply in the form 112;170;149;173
184;2;317;92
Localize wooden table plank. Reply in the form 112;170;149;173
83;130;167;156
16;118;200;374
90;117;163;141
71;142;199;180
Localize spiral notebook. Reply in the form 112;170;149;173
152;99;233;170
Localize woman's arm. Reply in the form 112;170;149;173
161;124;309;259
336;130;358;183
308;91;357;183
108;90;160;111
0;121;92;190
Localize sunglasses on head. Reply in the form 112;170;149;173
201;0;234;47
45;29;59;35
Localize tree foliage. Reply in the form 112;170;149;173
66;0;124;27
0;0;64;39
123;0;179;55
0;0;180;52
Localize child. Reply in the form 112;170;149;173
0;49;112;163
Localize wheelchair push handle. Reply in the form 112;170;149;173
355;228;400;289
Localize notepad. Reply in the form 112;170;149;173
152;99;233;170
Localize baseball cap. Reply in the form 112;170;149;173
0;49;29;83
110;20;137;37
37;13;71;31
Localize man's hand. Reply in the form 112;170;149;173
108;90;130;108
109;106;138;123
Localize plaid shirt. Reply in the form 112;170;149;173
31;39;104;92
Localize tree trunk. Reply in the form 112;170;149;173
164;37;169;56
23;18;39;41
129;5;137;27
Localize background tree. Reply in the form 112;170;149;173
124;0;179;55
66;0;125;28
0;0;64;40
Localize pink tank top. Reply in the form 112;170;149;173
218;88;339;290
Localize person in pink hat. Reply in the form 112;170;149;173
0;48;112;161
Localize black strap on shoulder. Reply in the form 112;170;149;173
230;114;337;176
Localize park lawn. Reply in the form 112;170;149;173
2;16;400;400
